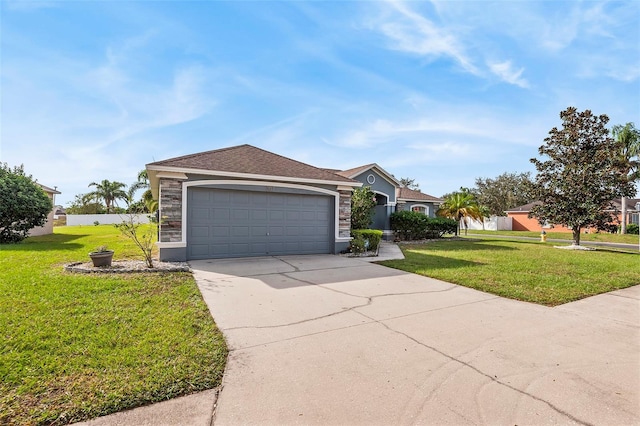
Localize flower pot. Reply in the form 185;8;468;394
89;251;114;267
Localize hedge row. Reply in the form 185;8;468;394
389;211;457;240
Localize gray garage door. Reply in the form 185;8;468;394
187;187;333;260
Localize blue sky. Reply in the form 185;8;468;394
1;0;639;206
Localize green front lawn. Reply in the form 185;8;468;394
466;229;639;245
0;226;227;425
380;239;640;306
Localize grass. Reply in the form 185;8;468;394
466;229;640;245
380;238;640;306
0;225;228;425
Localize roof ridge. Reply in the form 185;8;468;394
147;144;251;166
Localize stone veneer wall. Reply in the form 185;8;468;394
159;178;183;242
338;190;352;238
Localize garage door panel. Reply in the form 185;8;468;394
190;226;210;239
191;208;210;223
212;208;230;220
190;244;210;257
232;209;249;220
231;226;250;237
187;187;332;260
192;190;211;204
252;209;267;221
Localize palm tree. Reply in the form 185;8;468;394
478;204;491;231
437;192;482;236
87;180;128;214
611;123;640;233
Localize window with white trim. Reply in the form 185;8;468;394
410;204;429;215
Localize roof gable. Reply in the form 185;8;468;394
336;163;401;187
147;144;356;184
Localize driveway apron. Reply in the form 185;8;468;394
190;255;640;425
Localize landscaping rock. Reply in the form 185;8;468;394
65;260;191;273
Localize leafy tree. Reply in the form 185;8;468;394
351;186;377;229
611;122;640;233
529;107;635;246
474;172;534;216
66;193;106;214
437;191;482;235
399;177;420;191
0;163;52;243
87;180;127;214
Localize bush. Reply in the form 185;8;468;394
627;223;639;235
350;229;383;254
0;163;52;243
390;211;457;240
351;187;377;229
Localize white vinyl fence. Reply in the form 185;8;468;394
66;214;151;226
466;216;512;231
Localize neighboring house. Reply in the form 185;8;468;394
147;145;442;261
53;205;66;219
506;199;640;232
147;145;361;261
335;164;442;239
29;184;61;237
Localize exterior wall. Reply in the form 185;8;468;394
508;212;573;232
29;210;55;237
28;192;55;237
338;189;352;238
351;170;396;203
159;178;184;242
351;170;396;234
67;214;150;226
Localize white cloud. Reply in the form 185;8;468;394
487;60;529;88
370;0;479;75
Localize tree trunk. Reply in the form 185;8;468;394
572;227;581;246
621;196;627;234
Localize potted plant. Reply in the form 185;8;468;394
89;245;114;267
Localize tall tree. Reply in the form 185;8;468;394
611;122;640;234
399;177;420;191
66;193;106;214
437;191;482;235
0;163;52;243
529;107;634;246
87;180;128;214
474;172;534;216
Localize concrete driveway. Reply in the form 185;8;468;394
191;255;640;425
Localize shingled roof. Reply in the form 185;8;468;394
397;187;442;203
147;144;357;183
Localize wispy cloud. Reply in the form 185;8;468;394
487;60;529;88
371;0;478;74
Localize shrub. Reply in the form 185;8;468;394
627;223;639;235
351;187;376;229
0;163;52;243
350;229;383;254
390;211;457;240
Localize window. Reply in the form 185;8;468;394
410;205;429;215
